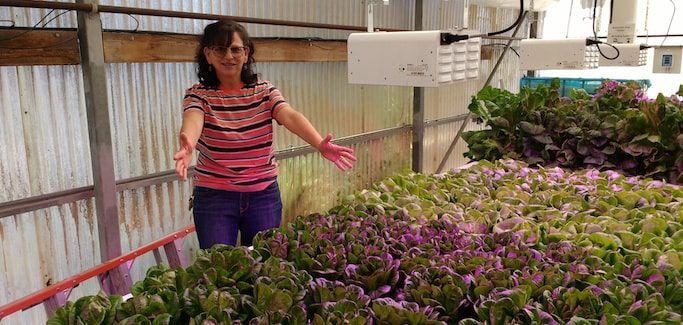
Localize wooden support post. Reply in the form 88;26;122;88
76;0;131;294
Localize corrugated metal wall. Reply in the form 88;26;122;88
0;1;525;323
0;62;104;325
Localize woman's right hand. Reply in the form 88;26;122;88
173;133;194;181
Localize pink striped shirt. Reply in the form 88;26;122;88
183;80;287;192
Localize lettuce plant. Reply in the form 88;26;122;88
47;291;122;325
464;80;683;183
49;159;683;324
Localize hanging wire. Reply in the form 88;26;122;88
0;9;76;49
127;14;139;32
0;9;74;44
0;10;144;50
0;9;57;42
39;9;72;28
482;43;520;57
591;0;619;60
0;20;15;27
565;0;574;38
304;37;336;51
486;0;524;37
659;0;676;46
442;0;525;44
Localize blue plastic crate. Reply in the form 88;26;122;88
519;77;651;96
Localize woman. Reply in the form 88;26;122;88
173;20;356;248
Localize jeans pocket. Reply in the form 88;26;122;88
192;186;224;212
263;181;279;193
193;186;210;194
193;186;220;197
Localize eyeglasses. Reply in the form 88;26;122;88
209;45;247;57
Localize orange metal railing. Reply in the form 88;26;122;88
0;224;196;320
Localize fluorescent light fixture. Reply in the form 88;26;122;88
599;44;649;66
347;30;480;87
519;38;599;70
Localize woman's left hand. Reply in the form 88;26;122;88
173;132;194;181
318;133;357;172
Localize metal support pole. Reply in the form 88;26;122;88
436;10;528;173
412;0;425;173
163;238;188;269
43;289;70;318
152;248;164;264
367;2;374;32
412;89;425;173
76;0;131;294
526;11;541;77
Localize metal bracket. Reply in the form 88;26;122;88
366;0;389;32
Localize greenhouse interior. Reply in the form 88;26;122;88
1;0;682;324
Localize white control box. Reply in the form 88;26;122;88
608;23;637;44
519;38;599;70
347;30;480;87
607;0;638;44
599;44;648;66
653;46;682;74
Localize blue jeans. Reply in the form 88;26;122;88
192;181;282;249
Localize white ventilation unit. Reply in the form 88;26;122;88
599;44;649;66
519;39;599;70
347;30;480;87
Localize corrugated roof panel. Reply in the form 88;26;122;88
96;0;412;39
117;182;197;280
2;4;77;29
423;119;489;173
255;62;412;148
0;202;103;325
422;0;469;30
0;67;31;203
107;62;196;179
1;0;414;36
0;65;92;199
424;79;481;121
278;133;411;224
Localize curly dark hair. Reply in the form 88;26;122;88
196;20;258;88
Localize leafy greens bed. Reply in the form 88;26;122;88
463;80;683;183
49;160;683;324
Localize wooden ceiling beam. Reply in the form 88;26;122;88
0;29;348;65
